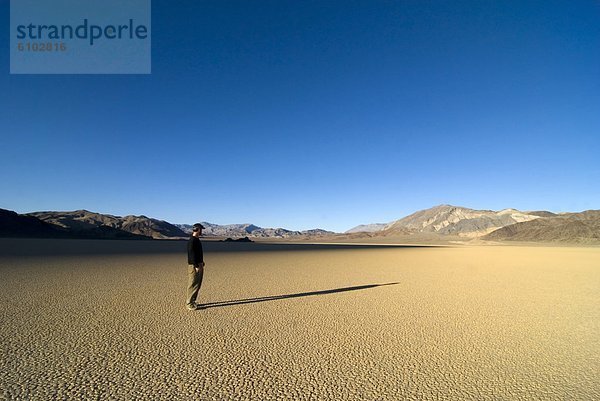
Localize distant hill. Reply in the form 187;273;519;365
26;210;185;239
525;211;558;218
119;215;187;238
483;210;600;243
345;223;388;233
177;223;261;237
176;223;334;239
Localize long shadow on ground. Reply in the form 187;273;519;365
199;282;399;310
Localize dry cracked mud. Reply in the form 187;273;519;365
1;241;599;400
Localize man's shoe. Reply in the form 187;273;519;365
186;303;199;311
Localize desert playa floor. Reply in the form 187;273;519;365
1;239;599;400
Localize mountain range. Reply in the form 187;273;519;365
0;209;333;240
347;205;542;237
1;205;598;244
346;204;599;244
3;209;184;240
175;223;333;239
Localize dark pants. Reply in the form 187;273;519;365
186;264;204;306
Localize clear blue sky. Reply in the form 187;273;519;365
1;0;599;232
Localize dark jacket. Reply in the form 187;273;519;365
187;236;204;265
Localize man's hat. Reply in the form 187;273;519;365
192;223;205;231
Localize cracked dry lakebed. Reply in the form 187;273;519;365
1;239;599;400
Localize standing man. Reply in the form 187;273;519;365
186;223;205;310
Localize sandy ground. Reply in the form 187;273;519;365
1;239;599;400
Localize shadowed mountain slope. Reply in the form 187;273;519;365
0;208;64;238
483;210;600;243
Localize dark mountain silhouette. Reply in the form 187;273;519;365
0;208;65;238
222;237;253;242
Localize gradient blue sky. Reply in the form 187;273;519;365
1;0;599;232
